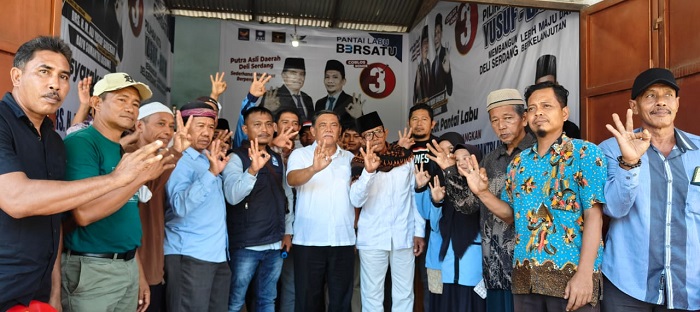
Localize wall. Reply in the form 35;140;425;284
0;0;62;94
171;16;221;107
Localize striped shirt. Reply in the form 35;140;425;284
600;128;700;310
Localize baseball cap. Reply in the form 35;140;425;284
631;68;679;99
93;73;152;101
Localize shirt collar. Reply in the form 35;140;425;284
184;146;205;159
529;132;570;155
2;92;54;131
310;141;343;159
498;133;536;157
674;128;698;152
3;93;26;118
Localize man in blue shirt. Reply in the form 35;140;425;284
464;82;606;312
165;101;230;312
600;68;699;311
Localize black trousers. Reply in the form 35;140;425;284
514;293;599;312
164;255;231;312
293;245;354;312
146;283;166;312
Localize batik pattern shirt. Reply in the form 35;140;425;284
501;134;606;303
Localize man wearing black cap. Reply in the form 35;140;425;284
599;68;700;311
315;60;357;126
349;112;424;311
431;14;452;98
414;25;432;105
261;57;314;121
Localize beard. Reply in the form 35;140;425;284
535;129;547;138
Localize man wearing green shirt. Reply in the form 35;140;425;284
61;73;171;312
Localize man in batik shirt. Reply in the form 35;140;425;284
463;82;606;312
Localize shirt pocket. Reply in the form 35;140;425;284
686;186;700;215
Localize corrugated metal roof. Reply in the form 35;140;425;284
164;0;602;32
164;0;424;33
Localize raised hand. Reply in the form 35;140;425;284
345;93;365;119
426;139;455;170
172;111;192;153
429;175;445;203
206;140;230;176
311;140;333;173
210;72;227;99
414;162;431;189
271;126;298;150
397;127;415;149
360;140;380;173
460;154;490;196
249;72;272;97
605;108;651;165
264;88;281;112
78;76;93;107
442;45;451;73
215;129;233;146
247;138;270;175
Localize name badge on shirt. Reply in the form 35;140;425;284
271;155;279;167
692;166;700;186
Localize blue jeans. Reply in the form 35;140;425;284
228;248;283;312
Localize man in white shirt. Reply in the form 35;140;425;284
349;111;425;311
286;110;355;312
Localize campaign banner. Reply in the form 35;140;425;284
409;2;580;155
219;21;407;139
57;0;173;135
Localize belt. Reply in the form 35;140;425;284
66;248;137;261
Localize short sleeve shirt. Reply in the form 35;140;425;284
63;126;141;253
0;93;65;309
501;134;606;300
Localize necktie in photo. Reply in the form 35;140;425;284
293;94;306;119
326;97;336;111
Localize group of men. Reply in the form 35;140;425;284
0;35;698;312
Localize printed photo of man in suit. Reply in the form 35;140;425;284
314;60;361;126
260;57;314;122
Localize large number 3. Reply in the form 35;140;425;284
459;5;472;45
454;3;477;55
369;67;385;93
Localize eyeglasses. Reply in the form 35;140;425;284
362;129;385;140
